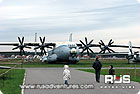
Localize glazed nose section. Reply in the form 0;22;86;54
70;48;77;54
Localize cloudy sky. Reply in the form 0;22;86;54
0;0;140;52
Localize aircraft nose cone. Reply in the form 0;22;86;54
70;48;77;54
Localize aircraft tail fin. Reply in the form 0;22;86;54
69;33;72;42
129;41;134;55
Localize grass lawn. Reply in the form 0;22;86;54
0;69;25;94
0;59;140;68
78;69;140;83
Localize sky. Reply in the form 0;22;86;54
0;0;140;52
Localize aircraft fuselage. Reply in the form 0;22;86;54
46;42;80;63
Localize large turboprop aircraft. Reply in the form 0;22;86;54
0;34;140;63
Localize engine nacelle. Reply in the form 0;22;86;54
41;55;48;62
48;54;57;63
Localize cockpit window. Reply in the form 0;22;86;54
68;44;76;49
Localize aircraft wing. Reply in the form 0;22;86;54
0;42;19;46
110;45;140;49
76;40;140;55
0;42;56;47
24;42;56;47
76;43;100;47
77;42;140;49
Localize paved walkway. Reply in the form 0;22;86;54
17;67;140;69
24;68;140;94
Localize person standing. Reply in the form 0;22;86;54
92;57;102;83
63;65;71;86
109;65;115;75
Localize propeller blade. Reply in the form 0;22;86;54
19;50;22;55
99;50;103;54
43;49;46;55
43;37;45;43
100;40;105;46
12;46;19;50
108;48;115;53
81;48;86;54
40;37;43;44
99;42;102;45
80;40;86;47
41;50;43;55
22;50;25;55
134;51;139;54
107;49;111;53
89;48;94;53
87;49;89;56
108;39;113;46
22;37;24;44
18;37;22;44
88;40;93;45
99;48;105;53
34;46;40;50
85;37;88;44
110;41;114;45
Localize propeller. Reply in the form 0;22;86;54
99;39;115;54
79;37;94;56
34;37;52;55
12;37;31;55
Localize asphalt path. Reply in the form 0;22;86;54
24;68;140;94
19;67;140;69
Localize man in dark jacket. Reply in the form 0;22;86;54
92;57;102;83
